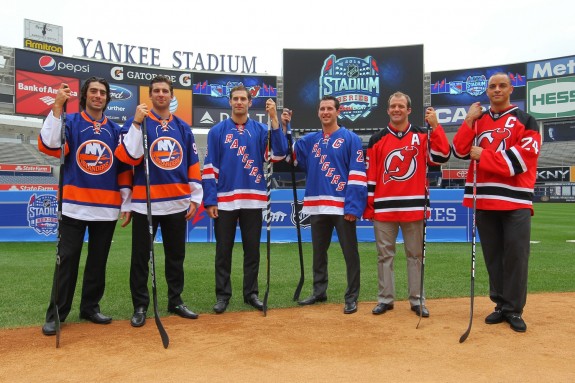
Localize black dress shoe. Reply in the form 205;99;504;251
505;313;527;332
42;321;56;336
344;301;358;314
485;309;504;324
213;299;229;314
372;302;394;315
411;305;429;318
80;311;112;324
168;304;199;319
297;295;328;306
131;306;147;328
244;293;264;311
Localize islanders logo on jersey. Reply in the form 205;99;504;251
27;194;58;236
477;128;511;152
383;146;419;184
150;137;183;170
76;140;114;175
319;54;380;122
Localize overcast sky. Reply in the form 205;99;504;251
2;0;574;75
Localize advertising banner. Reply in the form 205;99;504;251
283;45;424;131
527;76;575;119
1;189;471;243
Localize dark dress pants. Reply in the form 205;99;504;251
130;211;187;309
310;214;361;304
45;215;116;322
214;208;262;301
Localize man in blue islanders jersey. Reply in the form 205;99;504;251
202;85;287;314
115;75;203;327
289;95;367;315
39;78;133;336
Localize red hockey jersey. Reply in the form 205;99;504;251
451;106;540;214
364;123;450;222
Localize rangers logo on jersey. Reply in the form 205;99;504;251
150;137;183;170
27;194;58;235
76;140;114;175
383;146;419;184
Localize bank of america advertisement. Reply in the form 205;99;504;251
283;45;424;130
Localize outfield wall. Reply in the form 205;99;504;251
0;189;473;243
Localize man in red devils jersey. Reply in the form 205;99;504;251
115;75;203;327
452;73;541;333
364;92;450;318
39;78;133;336
202;85;287;314
289;95;367;315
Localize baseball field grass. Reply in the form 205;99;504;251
0;202;573;329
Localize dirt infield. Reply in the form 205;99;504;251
1;292;574;382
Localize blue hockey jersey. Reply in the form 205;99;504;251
38;111;132;221
202;118;287;210
293;127;367;218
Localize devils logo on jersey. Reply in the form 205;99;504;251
150;137;183;170
383;146;418;184
477;128;511;152
76;140;114;175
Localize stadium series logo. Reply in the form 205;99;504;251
27;194;58;236
319;55;380;122
193;80;277;99
431;73;526;96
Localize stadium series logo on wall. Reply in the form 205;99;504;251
319;55;380;122
27;194;58;235
431;73;526;96
194;81;277;99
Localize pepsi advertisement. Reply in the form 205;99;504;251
283;45;424;131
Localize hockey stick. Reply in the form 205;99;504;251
262;114;273;316
285;119;305;301
416;121;431;329
459;121;478;343
53;98;67;348
142;118;170;348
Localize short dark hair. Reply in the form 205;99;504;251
320;95;340;110
149;75;174;95
80;77;111;110
229;84;251;101
387;91;412;109
488;72;511;85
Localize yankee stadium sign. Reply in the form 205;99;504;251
319;55;380;122
77;37;258;74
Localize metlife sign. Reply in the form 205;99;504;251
527;56;575;79
527;76;575;119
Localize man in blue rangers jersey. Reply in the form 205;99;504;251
289;95;368;314
39;78;132;336
116;75;203;327
202;85;287;314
